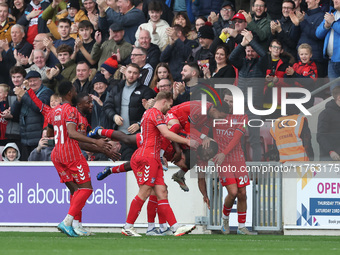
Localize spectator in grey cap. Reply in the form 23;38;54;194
10;70;53;160
91;22;133;71
209;0;236;35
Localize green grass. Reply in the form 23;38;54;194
0;232;340;255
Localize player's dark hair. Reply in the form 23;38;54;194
155;91;173;101
209;140;219;157
76;92;89;104
58;81;74;96
216;101;229;114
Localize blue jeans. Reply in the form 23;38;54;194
328;61;340;91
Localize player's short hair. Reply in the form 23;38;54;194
10;66;26;77
126;63;141;73
78;20;94;30
0;83;9;93
148;0;162;11
332;86;340;100
223;88;232;97
298;43;312;54
197;140;219;160
58;81;74;96
56;44;73;55
155;91;173;101
216;101;230;114
76;92;90;104
58;18;72;26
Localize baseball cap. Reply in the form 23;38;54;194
221;0;235;11
231;13;246;21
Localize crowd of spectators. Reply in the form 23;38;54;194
0;0;339;162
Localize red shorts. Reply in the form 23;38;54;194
130;154;165;187
52;156;91;184
218;161;250;188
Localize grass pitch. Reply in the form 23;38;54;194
0;232;340;255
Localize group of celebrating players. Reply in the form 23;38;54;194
47;80;256;237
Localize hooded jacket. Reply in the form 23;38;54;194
2;142;20;161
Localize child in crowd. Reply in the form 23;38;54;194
1;142;20;161
285;43;318;108
0;84;9;143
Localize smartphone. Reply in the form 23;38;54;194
47;139;55;147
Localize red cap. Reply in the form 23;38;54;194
231;13;246;21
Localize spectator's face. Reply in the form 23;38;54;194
50;95;61;108
5;148;17;161
199;37;212;49
117;0;130;14
67;7;78;18
0;86;8;101
282;2;294;18
100;67;112;79
58;22;71;39
334;0;340;10
157;79;172;92
76;63;91;82
110;29;124;42
125;66;140;85
0;6;8;23
14;0;24;10
245;46;258;60
28;77;42;92
220;5;235;21
83;0;96;13
130;49;146;66
79;27;93;41
174;15;186;27
33;34;47;49
306;0;319;10
195;18;205;32
94;82;108;95
57;52;71;65
11;27;24;44
269;42;283;59
157;67;169;79
298;48;312;64
33;51;46;69
181;65;193;82
138;30;151;49
234;19;247;32
252;0;267;17
11;73;24;87
148;10;162;23
223;94;233;113
215;48;227;65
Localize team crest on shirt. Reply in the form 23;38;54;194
156;114;163;122
69;111;76;119
137;171;143;177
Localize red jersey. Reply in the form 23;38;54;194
134;107;166;159
213;114;248;162
48;103;84;163
166;101;213;135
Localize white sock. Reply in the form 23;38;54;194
160;149;165;157
72;220;79;228
98;129;103;136
222;214;229;220
160;223;168;232
238;223;245;229
170;223;179;232
147;223;155;231
63;214;74;226
177;169;186;178
125;223;133;229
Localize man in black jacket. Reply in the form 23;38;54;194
229;30;267;162
103;63;156;159
317;86;340;161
